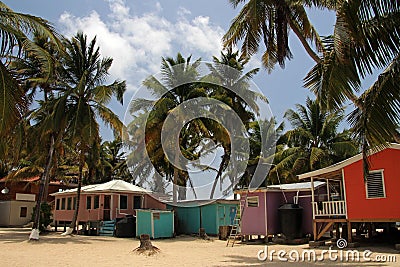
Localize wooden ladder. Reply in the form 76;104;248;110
226;194;247;247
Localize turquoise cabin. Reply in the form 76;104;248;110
135;209;174;239
168;199;239;235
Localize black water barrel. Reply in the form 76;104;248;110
278;203;303;239
115;215;136;238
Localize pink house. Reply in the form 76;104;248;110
51;180;166;229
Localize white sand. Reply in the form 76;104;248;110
0;228;398;266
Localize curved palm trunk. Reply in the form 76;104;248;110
210;155;227;199
64;161;83;235
30;134;55;240
286;18;321;64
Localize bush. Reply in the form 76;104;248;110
31;203;53;231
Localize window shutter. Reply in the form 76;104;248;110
366;171;385;198
247;196;259;207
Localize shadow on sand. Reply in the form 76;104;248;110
0;227;117;245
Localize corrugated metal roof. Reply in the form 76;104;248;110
167;199;239;207
267;181;325;190
235;181;326;193
51;179;150;195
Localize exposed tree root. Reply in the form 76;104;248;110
133;234;160;256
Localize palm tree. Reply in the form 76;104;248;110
55;32;126;234
91;138;132;184
269;97;359;183
0;2;62;138
206;49;268;195
223;0;325;70
128;53;205;202
225;0;400;151
7;32;65;239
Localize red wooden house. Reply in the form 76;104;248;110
0;176;73;226
298;143;400;242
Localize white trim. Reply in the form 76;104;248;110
311;177;315;219
342;169;348;219
264;191;267;236
298;143;400;180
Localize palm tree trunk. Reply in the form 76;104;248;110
172;167;178;204
30;134;55;240
210;155;227;199
286;18;321;64
66;161;83;234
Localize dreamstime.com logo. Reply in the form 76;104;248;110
123;61;277;206
257;238;397;263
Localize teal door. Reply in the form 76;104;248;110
217;205;225;227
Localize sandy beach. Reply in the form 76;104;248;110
0;228;399;267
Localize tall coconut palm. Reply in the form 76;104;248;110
206;49;268;196
304;1;400;149
225;0;400;151
0;2;62;137
128;53;206;202
8;33;66;240
55;32;126;234
223;0;325;70
270;97;359;183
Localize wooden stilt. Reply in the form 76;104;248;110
347;221;352;243
335;223;340;239
317;221;334;240
313;221;317;241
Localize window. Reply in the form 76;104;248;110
94;196;99;209
133;196;141;209
61;198;66;210
56;199;60;210
20;207;27;218
153;212;160;220
67;197;72;210
73;197;77;209
87;196;92;210
366;170;386;199
247;196;259;207
120;195;128;209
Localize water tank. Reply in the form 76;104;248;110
115;215;136;238
278;203;303;239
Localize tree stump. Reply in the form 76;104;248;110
133;234;160;256
199;228;211;241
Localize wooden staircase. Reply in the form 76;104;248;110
99;220;115;236
226;194;248;247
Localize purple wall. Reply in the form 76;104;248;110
240;192;267;235
240;187;326;237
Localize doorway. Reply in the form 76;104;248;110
103;195;111;220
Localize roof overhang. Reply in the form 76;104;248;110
298;143;400;180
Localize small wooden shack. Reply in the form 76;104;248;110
168;199;239;235
235;181;326;238
298;143;400;242
136;209;174;238
51;180;166;230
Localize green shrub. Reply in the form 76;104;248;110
31;203;53;231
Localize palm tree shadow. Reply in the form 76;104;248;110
0;228;115;244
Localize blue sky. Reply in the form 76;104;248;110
5;0;339;140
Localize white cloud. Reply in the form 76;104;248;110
57;0;225;92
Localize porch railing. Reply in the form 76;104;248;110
312;200;346;217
